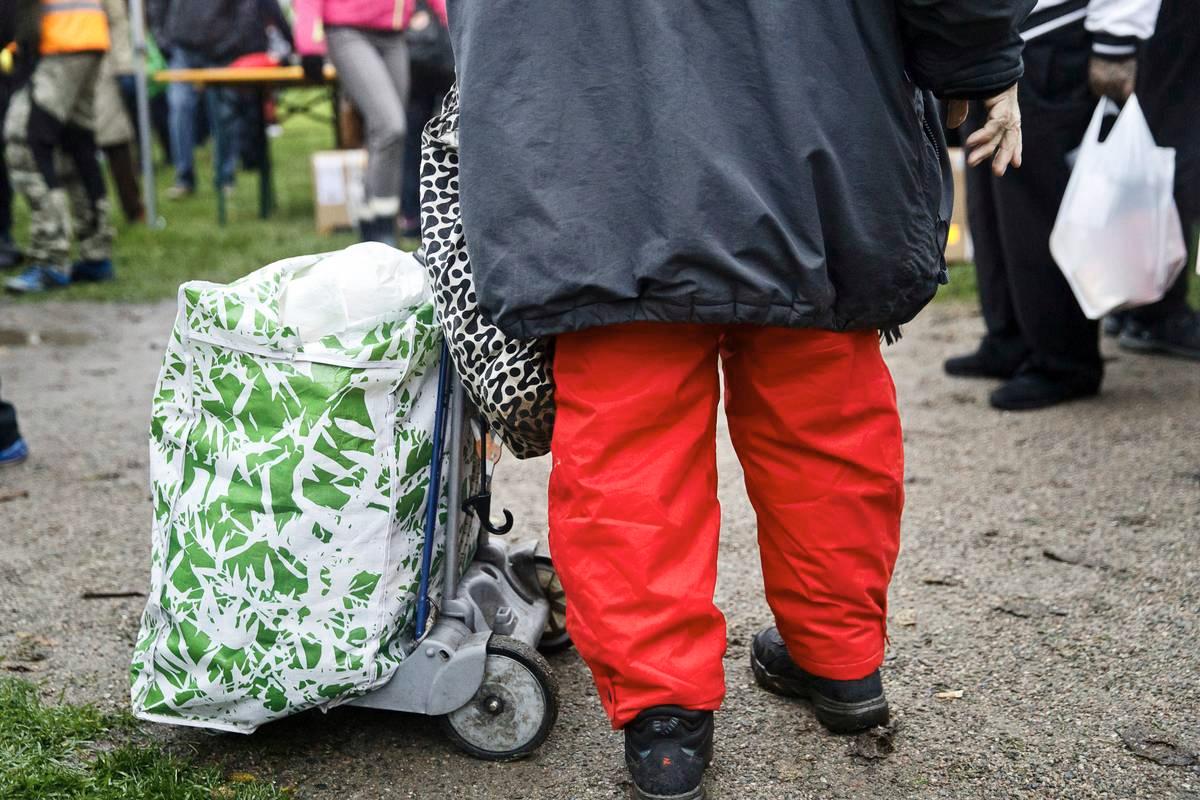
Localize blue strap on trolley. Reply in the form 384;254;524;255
414;342;453;639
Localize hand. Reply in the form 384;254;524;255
300;54;326;83
1089;56;1137;102
959;84;1023;177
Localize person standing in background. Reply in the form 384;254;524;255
0;0;35;271
1108;0;1200;359
94;0;144;223
400;0;452;239
150;0;270;200
4;0;117;294
944;0;1163;410
296;0;441;246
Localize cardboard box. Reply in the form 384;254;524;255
312;150;367;234
945;147;973;263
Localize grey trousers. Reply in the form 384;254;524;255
326;26;410;220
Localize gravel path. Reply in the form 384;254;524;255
1;300;1197;799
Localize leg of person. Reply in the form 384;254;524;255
94;63;143;222
213;85;245;189
3;89;72;294
550;322;722;799
988;29;1103;410
103;142;144;223
64;154;114;283
0;78;20;269
1119;0;1200;360
0;378;29;466
326;27;408;245
166;47;202;197
722;326;903;734
401;86;438;237
56;52;111;283
944;110;1029;379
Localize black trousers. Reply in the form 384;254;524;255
1128;0;1199;322
962;24;1101;384
0;78;13;240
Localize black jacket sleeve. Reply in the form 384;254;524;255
897;0;1036;100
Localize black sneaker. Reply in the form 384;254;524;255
989;369;1100;411
751;626;888;734
624;706;712;800
1119;312;1200;361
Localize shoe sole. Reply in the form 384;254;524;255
0;454;28;467
631;784;705;800
988;389;1099;412
751;650;889;735
943;366;1016;380
1118;336;1200;362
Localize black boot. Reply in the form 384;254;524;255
624;706;712;800
1119;312;1200;361
989;367;1100;411
358;215;397;247
943;337;1026;380
751;626;889;734
0;238;21;271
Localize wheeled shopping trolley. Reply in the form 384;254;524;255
132;247;567;758
349;355;569;761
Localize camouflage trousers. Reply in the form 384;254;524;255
3;86;114;271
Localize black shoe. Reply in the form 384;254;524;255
944;343;1024;380
1118;312;1200;361
750;627;889;734
0;241;21;271
1103;313;1128;338
989;369;1100;411
358;215;397;247
624;706;712;800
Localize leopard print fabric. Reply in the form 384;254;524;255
420;84;555;460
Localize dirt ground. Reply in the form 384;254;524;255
1;300;1198;800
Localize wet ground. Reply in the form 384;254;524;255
1;300;1198;799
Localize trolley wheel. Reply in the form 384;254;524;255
441;635;559;761
534;554;571;654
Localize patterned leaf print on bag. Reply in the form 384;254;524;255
131;245;478;733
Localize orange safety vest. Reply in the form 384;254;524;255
39;0;111;55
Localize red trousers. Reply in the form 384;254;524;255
548;323;904;729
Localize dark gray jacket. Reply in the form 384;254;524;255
151;0;275;63
448;0;1034;339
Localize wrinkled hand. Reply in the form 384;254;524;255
947;84;1023;177
1089;56;1137;102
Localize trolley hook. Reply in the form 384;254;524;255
463;415;515;535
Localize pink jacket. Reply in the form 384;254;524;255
294;0;448;55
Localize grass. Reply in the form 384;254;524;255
2;90;1196;310
0;678;287;800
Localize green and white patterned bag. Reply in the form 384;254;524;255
131;243;475;733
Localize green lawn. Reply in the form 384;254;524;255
0;678;287;800
2;94;1196;309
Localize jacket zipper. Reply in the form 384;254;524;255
920;111;951;286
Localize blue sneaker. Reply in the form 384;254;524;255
0;437;28;467
70;258;114;283
5;265;70;294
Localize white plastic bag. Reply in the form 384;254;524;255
1050;96;1187;320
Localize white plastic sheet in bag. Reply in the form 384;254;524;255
1050;96;1187;320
